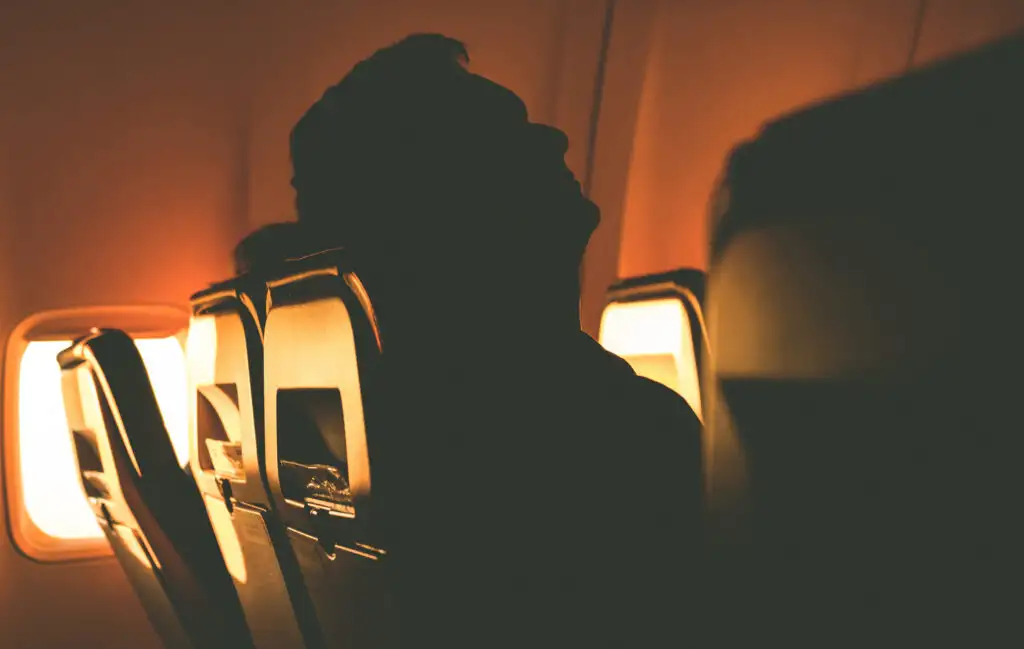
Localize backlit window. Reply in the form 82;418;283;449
18;337;188;541
599;298;703;420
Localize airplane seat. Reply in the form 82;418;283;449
57;329;254;649
261;248;394;649
703;32;1024;643
598;268;707;421
188;278;324;649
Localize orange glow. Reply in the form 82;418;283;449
203;494;248;584
18;336;188;541
599;298;702;420
185;315;218;387
112;524;154;568
186;314;246;478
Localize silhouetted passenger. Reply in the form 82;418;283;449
287;34;702;648
232;221;312;275
230;221;315;330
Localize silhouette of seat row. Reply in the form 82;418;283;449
58;251;708;649
59;248;394;649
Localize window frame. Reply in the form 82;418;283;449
598;277;709;421
4;305;189;563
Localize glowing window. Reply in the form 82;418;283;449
18;336;188;541
599;298;703;421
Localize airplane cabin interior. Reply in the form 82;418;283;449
1;1;1022;646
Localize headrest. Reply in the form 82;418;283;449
262;248;381;351
708;32;1024;379
712;31;1024;260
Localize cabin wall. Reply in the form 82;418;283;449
0;3;249;647
615;0;1024;281
0;1;1021;644
0;1;606;645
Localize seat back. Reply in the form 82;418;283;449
188;280;323;649
58;329;254;649
599;268;707;420
262;249;394;649
703;32;1024;641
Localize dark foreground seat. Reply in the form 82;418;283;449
704;31;1024;645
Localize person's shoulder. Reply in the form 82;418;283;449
576;332;701;433
632;376;700;428
626;376;702;467
574;332;635;375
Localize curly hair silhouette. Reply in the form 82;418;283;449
288;34;599;330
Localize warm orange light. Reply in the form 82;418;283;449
185;315;217;387
204;495;248;584
186;315;248;584
137;338;190;466
112;524;154;568
18;336;188;541
598;298;703;420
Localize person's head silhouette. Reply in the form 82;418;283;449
290;34;598;333
232;221;312;275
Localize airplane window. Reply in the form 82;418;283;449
17;336;188;541
599;298;703;420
